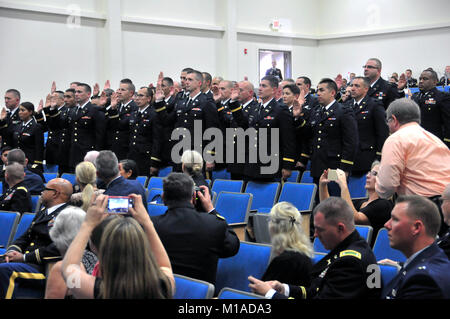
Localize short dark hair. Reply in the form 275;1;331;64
77;83;91;93
140;86;153;99
162;77;174;87
65;88;76;95
187;70;203;83
6;89;20;100
283;83;300;95
20;102;34;113
120;78;135;93
6;149;26;166
297;76;312;87
182;67;194;73
1;146;12;155
261;75;279;88
352;76;371;88
423;68;438;82
397;195;441;238
119;159;139;179
162;172;195;205
318;78;338;96
202;72;212;84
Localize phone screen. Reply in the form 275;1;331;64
107;196;133;214
328;169;338;182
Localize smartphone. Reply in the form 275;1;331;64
328;169;338;182
107;196;133;214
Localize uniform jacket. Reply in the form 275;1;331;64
103;176;147;204
107;100;138;160
231;98;296;180
8;118;44;168
265;68;283;80
36;105;67;165
0;108;21;148
7;203;69;265
69;102;106;167
382;243;450;299
296;101;359;178
151;202;240;284
351;95;389;172
412;88;450;148
274;230;381;299
368;77;402;110
0;181;32;214
46;106;75;168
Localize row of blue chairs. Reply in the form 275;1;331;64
0;212;35;255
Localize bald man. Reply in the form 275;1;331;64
0;178;73;299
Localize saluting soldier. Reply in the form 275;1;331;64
364;58;403;110
294;78;358;186
412;68;450;148
349;77;389;176
107;79;138;160
232;75;296;182
69;83;105;170
0;162;32;215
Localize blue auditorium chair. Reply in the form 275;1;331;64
372;228;406;263
147;188;163;204
147;203;167;217
12;213;35;241
278;182;316;212
211;179;244;194
348;175;368;199
215;241;271;294
214;192;252;225
136;176;148;187
300;170;313;184
286;170;300;183
43;173;58;184
0;211;21;254
60;173;77;185
211;169;231;181
147;177;164;190
173;274;215;299
245;182;280;213
158;166;173;177
379;264;399;286
43;164;59;173
218;287;266;299
31;195;41;213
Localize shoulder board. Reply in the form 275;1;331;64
16;186;28;192
339;250;361;260
209;211;225;220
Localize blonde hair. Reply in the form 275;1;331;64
269;202;313;258
180;150;203;175
98;217;172;299
75;161;97;211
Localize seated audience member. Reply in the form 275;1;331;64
375;98;450;236
6;148;44;195
70;161;104;211
61;194;174;299
0;146;11;183
437;184;450;259
0;178;72;298
180;150;210;191
0;162;32;214
248;197;380;299
84;151;100;164
438;65;450;86
319;163;393;241
152;173;240;285
45;206;98;299
382;196;450;299
260;202;313;287
389;76;398;85
95;150;147;203
119;159;139;180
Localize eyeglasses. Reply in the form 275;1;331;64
369;170;378;176
363;65;378;69
43;187;58;193
136;94;147;97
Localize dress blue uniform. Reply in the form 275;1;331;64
103;176;147;205
368;77;402;110
382;243;450;299
107;100;138;160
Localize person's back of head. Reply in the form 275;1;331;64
386;98;421;126
5;162;25;186
98;217;171;299
180;150;203;176
75;161;97;211
44;178;73;208
49;206;86;255
84;151;100;164
162;172;195;207
6;148;26;166
269;202;313;258
95;151;119;183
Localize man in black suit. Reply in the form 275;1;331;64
412;68;450;148
349;77;389;176
151;173;239;285
294;78;358;186
382;196;450;299
232;75;295;182
438;65;450;87
107;78;138;160
364;58;402;109
265;60;283;80
405;69;418;88
0;178;72;299
69;83;105;170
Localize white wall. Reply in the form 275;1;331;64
1;0;449;104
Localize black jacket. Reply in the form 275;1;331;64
368;77;402;110
0;180;32;214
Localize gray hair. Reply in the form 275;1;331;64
6;149;26;166
269;202;313;258
368;58;382;70
313;197;355;231
84;150;100;164
181;150;203;175
49;206;86;255
397;195;441;238
162;172;195;206
5;162;25;182
95;150;119;181
386;98;421;125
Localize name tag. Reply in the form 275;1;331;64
425;99;436;105
327;117;336;121
81;116;91;119
192;108;201;111
264;116;274;120
22;133;31;136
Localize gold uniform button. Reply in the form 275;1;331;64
30;243;34;246
318;138;321;141
74;139;78;142
317;145;321;149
